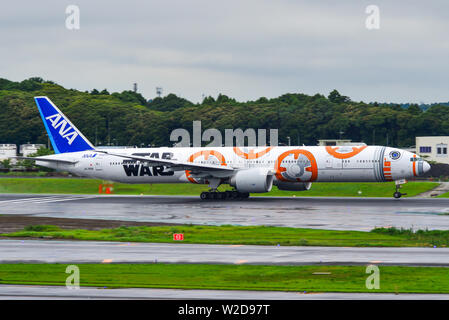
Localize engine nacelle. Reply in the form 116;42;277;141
275;181;312;191
230;168;274;193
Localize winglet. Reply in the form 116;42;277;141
34;96;95;154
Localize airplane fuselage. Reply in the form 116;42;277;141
38;145;429;186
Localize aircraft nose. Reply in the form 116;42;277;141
423;161;431;174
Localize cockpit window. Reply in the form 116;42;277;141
410;157;422;162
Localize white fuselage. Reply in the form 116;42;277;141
37;145;429;188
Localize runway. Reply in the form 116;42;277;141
1;240;448;266
1;285;448;300
1;194;449;231
2;194;449;300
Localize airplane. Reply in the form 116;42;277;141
15;96;431;200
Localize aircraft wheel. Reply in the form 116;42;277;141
200;192;208;200
393;192;402;199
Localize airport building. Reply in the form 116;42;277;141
0;144;17;165
416;136;449;164
19;144;46;157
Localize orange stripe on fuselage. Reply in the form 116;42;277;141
325;146;367;159
413;154;417;176
383;157;392;181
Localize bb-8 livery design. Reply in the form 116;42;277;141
22;97;431;200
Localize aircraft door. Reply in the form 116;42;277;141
94;154;104;172
325;156;333;168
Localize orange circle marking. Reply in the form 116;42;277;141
275;149;318;182
325;146;367;159
233;147;273;159
185;150;227;184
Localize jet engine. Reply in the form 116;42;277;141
230;168;274;193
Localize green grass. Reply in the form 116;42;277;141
3;225;448;247
0;264;448;293
371;227;449;247
0;171;50;177
0;178;439;197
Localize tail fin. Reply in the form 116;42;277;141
34;96;95;154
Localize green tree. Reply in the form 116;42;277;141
328;89;350;104
0;159;11;169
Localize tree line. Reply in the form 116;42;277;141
0;77;448;149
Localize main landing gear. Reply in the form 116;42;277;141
200;191;250;200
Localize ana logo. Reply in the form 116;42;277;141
389;151;401;160
45;113;79;145
82;153;97;158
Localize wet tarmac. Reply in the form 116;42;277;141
1;194;449;231
2;194;449;300
1;240;448;266
1;285;448;300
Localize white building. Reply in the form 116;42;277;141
19;144;46;157
0;144;17;164
416;136;449;164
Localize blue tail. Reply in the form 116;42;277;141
35;96;95;154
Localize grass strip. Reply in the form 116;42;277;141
0;264;448;293
0;178;439;197
2;225;448;247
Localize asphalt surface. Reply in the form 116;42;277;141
1;194;449;231
2;193;449;299
1;240;448;266
1;285;448;300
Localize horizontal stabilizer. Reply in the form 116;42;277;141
13;156;78;164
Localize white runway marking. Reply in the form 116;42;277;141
0;195;97;205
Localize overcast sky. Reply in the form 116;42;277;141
2;1;449;103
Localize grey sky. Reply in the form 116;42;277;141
1;0;448;103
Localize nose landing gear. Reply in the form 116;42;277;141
393;180;407;199
393;191;403;199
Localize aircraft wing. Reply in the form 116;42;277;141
96;150;236;175
13;156;78;164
